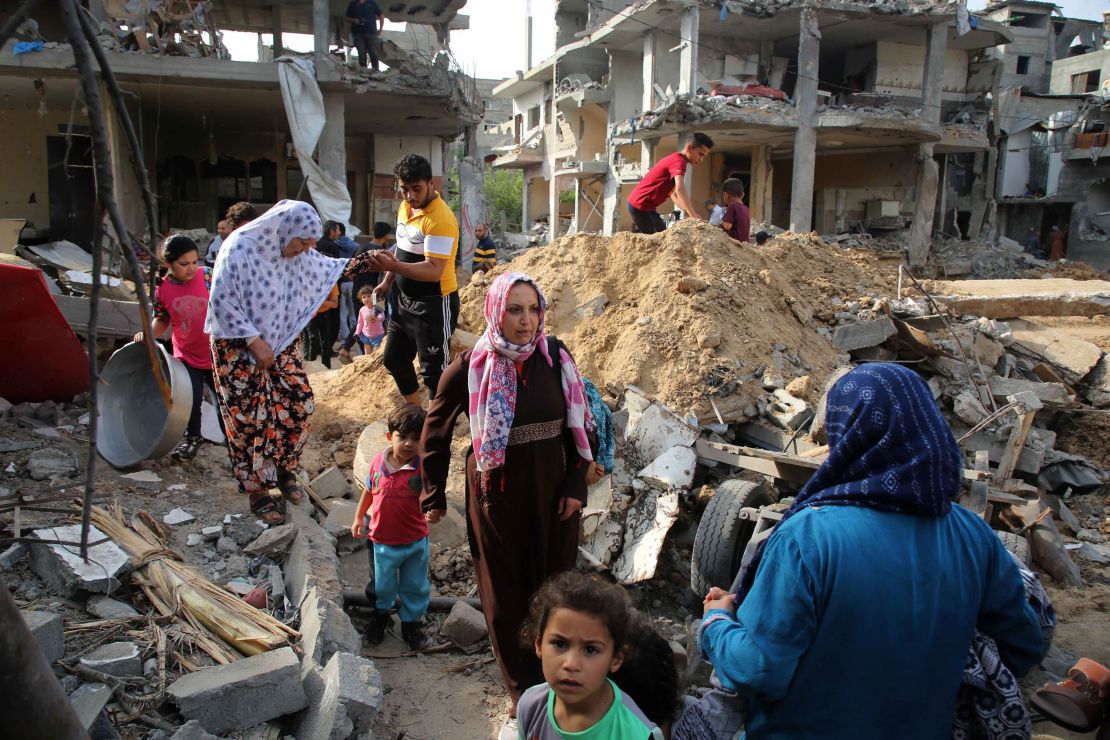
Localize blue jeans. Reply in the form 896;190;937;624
373;537;430;622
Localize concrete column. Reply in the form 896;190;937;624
603;144;619;236
457;126;482;283
750;144;773;225
571;177;582;235
642;31;656;113
313;0;329;63
272;5;284;58
907;20;947;267
789;6;820;233
318;91;346;199
679;7;699;95
549;173;559;241
522;176;532;230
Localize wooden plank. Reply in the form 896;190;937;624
994;398;1040;484
52;294;143;338
695;440;816;485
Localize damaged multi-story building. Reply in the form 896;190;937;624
982;1;1109;268
491;0;1014;265
0;0;481;258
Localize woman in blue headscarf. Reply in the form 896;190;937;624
686;363;1045;740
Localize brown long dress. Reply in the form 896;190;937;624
421;339;590;710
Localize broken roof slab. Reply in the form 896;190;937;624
816;109;941;144
216;0;467;35
936;123;991;151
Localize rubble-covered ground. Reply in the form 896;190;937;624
5;221;1110;738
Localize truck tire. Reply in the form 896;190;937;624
997;531;1031;567
690;480;775;598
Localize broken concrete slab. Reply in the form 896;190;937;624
987;377;1074;406
1008;320;1102;384
80;641;142;678
574;294;609;318
629;403;699;462
201;524;223;540
30;524;130;598
27;448;78;480
163;508;196;526
621;388;653;443
0;542;28;569
441;600;488;647
121;469;162;491
170;720;221;740
1073;542;1110;564
766;389;812;431
309;467;350;500
323;500;358;542
1080;355;1110;407
86;594;140;620
68;683;112;731
952;390;989;426
971;332;1006;368
20;610;64;664
168;646;307;734
352;422;388;496
612;491;679;584
243;524;296;558
581;512;624;567
832;318;897;352
586;475;612;511
296;652;383;740
638;445;697;489
927;278;1110;318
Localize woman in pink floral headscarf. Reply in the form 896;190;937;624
420;271;595;718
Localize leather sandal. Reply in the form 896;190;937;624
249;493;285;525
276;470;305;505
1031;658;1110;733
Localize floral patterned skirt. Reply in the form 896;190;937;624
211;338;313;494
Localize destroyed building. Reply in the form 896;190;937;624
490;0;1014;266
984;4;1110;268
0;0;482;258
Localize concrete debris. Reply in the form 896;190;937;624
627;401;699;462
987;377;1074;406
638;445;698;489
574;294;610;318
243;524;297;558
0;542;29;569
80;641;142;678
201;524;223;540
766;389;812;430
170;720;221;740
121;469;163;491
310;467;351;500
27;448;78;480
1073;542;1110;564
926;279;1110;319
296;652;383;740
612;491;679;584
353;422;388;496
952;390;989;426
68;683;112;731
30;524;131;598
440;600;489;647
832;317;898;352
163;508;196;526
167;646;307;734
20;609;64;664
86;594;140;620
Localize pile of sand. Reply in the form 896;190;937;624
313;221;899;423
457;220;898;416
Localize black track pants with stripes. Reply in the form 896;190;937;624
382;291;460;398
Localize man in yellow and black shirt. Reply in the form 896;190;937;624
472;222;497;272
370;154;460;403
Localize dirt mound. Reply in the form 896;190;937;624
458;221;898;415
1033;261;1108;281
312;353;411;430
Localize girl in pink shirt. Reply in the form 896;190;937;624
133;235;222;461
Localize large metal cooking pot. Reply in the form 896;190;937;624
97;341;193;468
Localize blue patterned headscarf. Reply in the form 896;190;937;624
205;200;347;355
737;363;963;601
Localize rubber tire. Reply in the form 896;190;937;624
997;531;1031;567
690;480;775;597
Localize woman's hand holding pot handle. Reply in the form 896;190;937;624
247;336;276;370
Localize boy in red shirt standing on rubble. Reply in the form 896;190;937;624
626;132;714;234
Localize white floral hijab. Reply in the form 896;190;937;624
204;200;346;355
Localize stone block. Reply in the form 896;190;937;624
630;403;699;462
80;641;142;678
243;524;297;557
765;389;812;431
352;422;388;495
952;390;989;426
310;467;351;500
323;500;358;541
832;318;897;352
87;595;140;620
20;610;64;663
167;647;307;734
30;524;131;598
69;683;112;730
297;652;383;740
163;508;196;526
171;720;221;740
987;376;1073;406
441;601;488;647
638;446;697;489
27;448;78;480
0;542;28;569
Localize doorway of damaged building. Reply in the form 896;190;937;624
46;133;95;249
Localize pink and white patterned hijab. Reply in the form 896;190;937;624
467;272;594;473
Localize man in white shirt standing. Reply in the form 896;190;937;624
204;219;232;267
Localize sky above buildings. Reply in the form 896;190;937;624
223;0;1104;82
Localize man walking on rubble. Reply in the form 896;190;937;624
626;132;713;234
346;0;385;72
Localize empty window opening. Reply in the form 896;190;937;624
1016;56;1030;75
1071;70;1099;94
1009;12;1048;29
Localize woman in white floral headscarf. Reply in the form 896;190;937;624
206;200;376;524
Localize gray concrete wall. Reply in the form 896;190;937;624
1049;49;1110;94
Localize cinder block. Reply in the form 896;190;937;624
29;524;130;598
310;467;351;500
20;610;64;664
167;647;307;734
297;652;383;740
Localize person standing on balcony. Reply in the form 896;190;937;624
626;132;713;234
346;0;384;72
